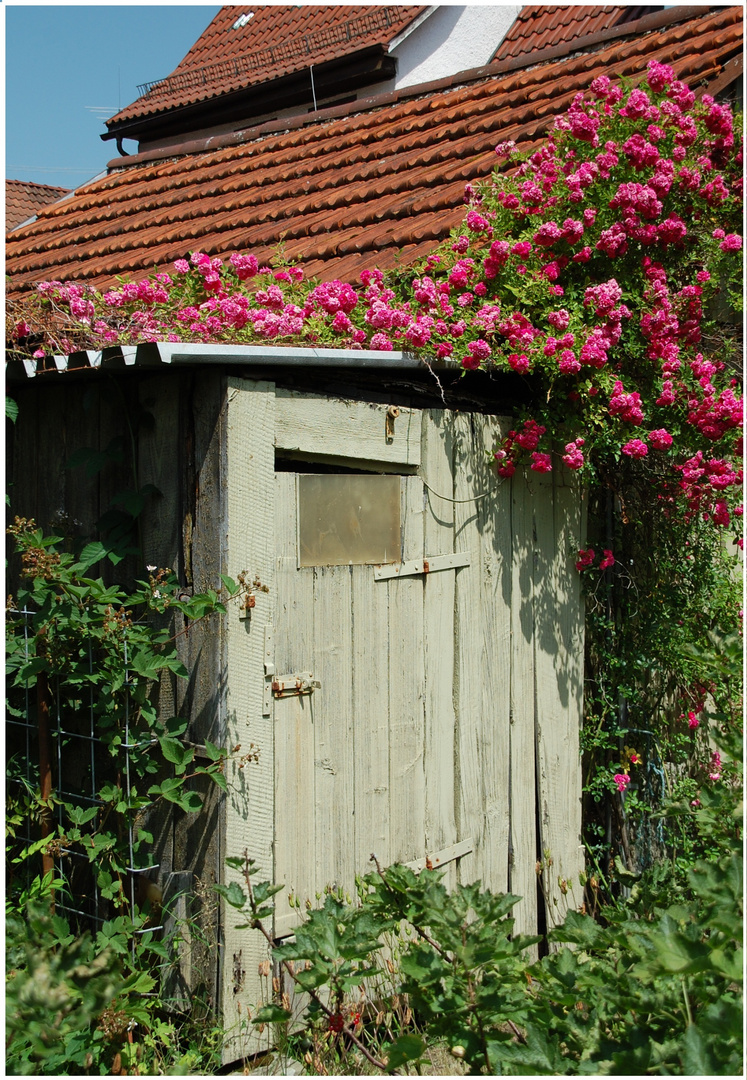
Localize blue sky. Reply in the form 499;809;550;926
5;3;222;191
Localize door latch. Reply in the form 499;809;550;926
272;672;321;698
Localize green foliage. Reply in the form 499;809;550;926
223;688;741;1075
5;519;240;1075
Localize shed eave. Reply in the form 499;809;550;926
7;340;435;379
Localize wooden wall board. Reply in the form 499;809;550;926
387;476;426;865
273;473;316;939
170;374;228;1017
275;388;421;467
453;414;513;897
352;561;392;882
509;467;539;946
452;413;483;889
221;377;276;1063
421;412;458;892
533;467;584;931
313;565;355;897
472;415;512;898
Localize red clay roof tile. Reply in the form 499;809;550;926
6;179;71;231
494;5;634;61
109;6;425;127
7;7;742;294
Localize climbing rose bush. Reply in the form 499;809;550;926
8;61;743;545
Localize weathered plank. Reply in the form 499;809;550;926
453;413;484;888
422;411;458;892
453;413;513;897
313;564;355;898
275;388;420;467
472;414;512;898
509;466;539;945
138;375;182;578
387;475;426;865
533;466;584;931
351;561;391;881
222;377;276;1063
273;473;316;939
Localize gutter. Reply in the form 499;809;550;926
104;5;739;171
8;341;430;380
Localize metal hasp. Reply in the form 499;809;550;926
373;551;471;580
272;672;321;698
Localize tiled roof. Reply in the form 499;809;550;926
6;6;742;295
493;5;654;62
6;179;70;231
108;6;426;127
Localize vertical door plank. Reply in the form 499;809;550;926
452;413;483;888
313;565;355;898
273;474;316;938
453;414;513;895
352;563;391;880
421;411;458;890
388;475;426;865
222;378;275;1063
510;466;538;946
472;415;512;897
533;467;584;931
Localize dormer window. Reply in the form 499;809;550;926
232;12;254;31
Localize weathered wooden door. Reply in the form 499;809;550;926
270;391;474;938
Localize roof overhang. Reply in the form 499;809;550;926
103;45;398;147
7;341;431;380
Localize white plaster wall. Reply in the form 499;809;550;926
387;5;521;90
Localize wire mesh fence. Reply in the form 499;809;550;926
6;608;163;955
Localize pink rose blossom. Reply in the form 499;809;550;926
575;548;595;571
622;438;649;458
530;452;552;473
648;428;673;450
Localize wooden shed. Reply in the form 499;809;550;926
7;343;584;1060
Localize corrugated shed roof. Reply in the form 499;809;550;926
6;179;71;231
108;5;425;127
493;5;650;61
6;6;742;295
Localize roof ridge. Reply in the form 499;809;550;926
105;4;740;173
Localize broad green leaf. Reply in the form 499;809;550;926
158;737;187;766
176;790;203;813
214;882;246;909
251;1004;291;1025
386;1034;425;1071
74;542;110;571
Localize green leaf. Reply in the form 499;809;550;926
203;740;224;762
158;737;187;766
214;882;246;909
251;1004;291;1025
120;971;157;995
386;1034;425;1071
74;542;110;571
6;397;19;423
176;790;203;813
220;574;237;595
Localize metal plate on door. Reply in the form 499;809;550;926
272;672;321;698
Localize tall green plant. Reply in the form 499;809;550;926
4;518;250;1074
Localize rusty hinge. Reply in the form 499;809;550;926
272;672;321;698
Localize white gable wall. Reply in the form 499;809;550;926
386;5;521;90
